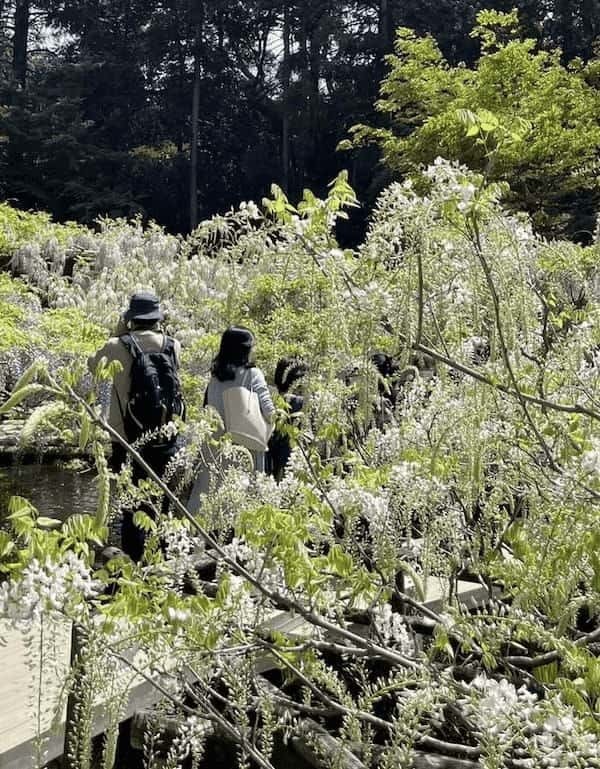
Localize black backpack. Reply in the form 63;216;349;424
120;333;185;444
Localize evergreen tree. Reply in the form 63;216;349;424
1;0;599;237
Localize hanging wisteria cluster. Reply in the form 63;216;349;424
2;161;600;767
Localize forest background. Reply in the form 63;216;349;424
5;3;600;767
2;0;600;242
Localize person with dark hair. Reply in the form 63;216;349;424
371;352;394;381
205;326;274;472
268;357;307;481
274;357;308;401
88;291;183;560
371;352;402;428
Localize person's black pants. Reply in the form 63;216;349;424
110;440;179;561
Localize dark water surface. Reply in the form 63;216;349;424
0;462;99;520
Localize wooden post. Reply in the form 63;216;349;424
62;623;88;769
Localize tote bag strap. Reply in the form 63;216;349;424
240;366;255;396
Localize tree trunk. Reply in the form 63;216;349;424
378;0;391;53
189;48;201;231
177;35;186;153
308;22;320;120
281;2;291;193
581;0;600;57
12;0;30;87
189;1;204;232
306;13;321;181
376;0;393;83
555;0;576;59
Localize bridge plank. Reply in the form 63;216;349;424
0;578;495;768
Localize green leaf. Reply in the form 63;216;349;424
36;516;61;529
326;544;353;577
132;510;157;532
215;573;231;605
0;531;15;558
8;495;38;520
0;384;48;414
397;560;425;603
533;661;559;684
432;624;454;660
61;514;107;546
10;361;45;393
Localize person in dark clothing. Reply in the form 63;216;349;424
370;352;401;428
267;358;307;481
88;292;182;561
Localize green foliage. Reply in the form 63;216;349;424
1;494;105;566
471;8;521;51
0;384;51;414
0;273;39;352
0;270;30;297
0;299;29;351
38;308;105;356
5;164;600;766
348;11;600;238
0;202;83;262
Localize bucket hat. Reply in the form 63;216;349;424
124;291;164;322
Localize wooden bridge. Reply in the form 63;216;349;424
0;576;492;769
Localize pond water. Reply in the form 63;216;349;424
0;462;99;521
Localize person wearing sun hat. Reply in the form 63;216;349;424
89;291;180;446
88;291;182;559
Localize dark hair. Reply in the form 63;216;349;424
371;352;393;378
274;357;308;394
212;326;255;381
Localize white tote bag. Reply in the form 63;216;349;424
222;372;273;452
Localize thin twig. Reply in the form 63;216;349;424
412;341;600;422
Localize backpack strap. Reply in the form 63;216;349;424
162;335;176;358
122;331;176;363
120;332;143;360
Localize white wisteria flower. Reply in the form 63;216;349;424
0;551;100;625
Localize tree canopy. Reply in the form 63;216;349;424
2;2;600;237
347;9;600;240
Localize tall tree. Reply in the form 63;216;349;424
548;0;600;61
12;0;29;85
347;10;600;239
281;1;291;192
189;0;203;230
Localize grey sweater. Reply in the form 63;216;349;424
205;366;274;423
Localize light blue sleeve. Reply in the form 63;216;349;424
251;368;275;419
